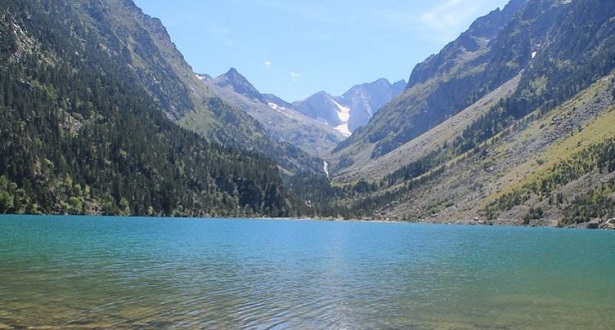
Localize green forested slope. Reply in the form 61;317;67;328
0;0;291;217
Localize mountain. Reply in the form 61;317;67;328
332;0;530;163
211;68;265;103
49;0;326;178
262;93;293;109
0;0;332;217
200;68;346;156
326;0;615;227
61;0;271;152
197;66;404;155
341;79;407;132
293;91;347;135
3;0;613;226
292;79;406;137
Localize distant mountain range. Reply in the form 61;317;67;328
198;68;405;155
293;79;406;136
197;68;345;156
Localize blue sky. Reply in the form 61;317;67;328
132;0;510;102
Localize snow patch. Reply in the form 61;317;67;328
532;51;537;59
331;100;352;137
195;74;209;81
268;102;286;111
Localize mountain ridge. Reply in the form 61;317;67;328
213;67;265;103
325;0;615;227
200;68;346;156
0;0;298;217
292;78;406;136
2;0;614;227
330;0;532;164
200;66;406;155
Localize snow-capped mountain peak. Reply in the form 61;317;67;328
292;78;406;135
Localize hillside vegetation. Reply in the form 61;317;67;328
1;0;613;227
324;0;615;227
0;0;294;217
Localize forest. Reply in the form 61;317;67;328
0;0;292;217
485;138;615;225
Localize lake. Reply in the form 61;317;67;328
0;216;613;329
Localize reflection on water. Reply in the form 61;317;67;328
0;216;614;329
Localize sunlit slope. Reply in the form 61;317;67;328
350;73;615;226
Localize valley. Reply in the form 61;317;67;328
0;0;614;227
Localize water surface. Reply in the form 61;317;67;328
0;216;613;329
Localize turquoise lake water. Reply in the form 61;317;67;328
0;216;613;329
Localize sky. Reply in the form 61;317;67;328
132;0;510;102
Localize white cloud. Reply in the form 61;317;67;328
264;61;273;69
290;72;301;80
372;0;487;42
420;0;478;30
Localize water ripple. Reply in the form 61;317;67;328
1;217;614;329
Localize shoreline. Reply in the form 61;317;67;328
1;213;612;229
